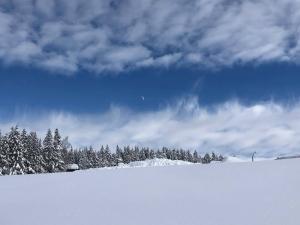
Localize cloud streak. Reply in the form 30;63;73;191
1;98;300;157
0;0;300;73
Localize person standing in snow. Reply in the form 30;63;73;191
252;152;256;162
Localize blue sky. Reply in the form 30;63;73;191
1;0;300;157
2;63;300;117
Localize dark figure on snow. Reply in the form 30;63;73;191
252;152;256;162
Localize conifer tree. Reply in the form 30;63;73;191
122;146;132;164
86;146;98;168
211;152;217;161
27;132;45;173
110;152;118;166
144;148;150;159
53;129;62;152
98;145;106;167
149;149;155;159
193;151;199;163
203;153;211;164
20;129;33;173
64;147;76;165
53;129;64;170
115;145;123;164
78;149;91;169
139;148;147;161
7;127;27;175
43;129;63;172
61;137;71;164
0;132;9;175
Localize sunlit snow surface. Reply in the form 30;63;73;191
1;158;299;225
225;156;275;163
116;158;192;168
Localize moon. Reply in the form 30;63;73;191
141;96;145;101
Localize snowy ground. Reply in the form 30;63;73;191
225;156;275;163
0;158;299;225
115;158;192;168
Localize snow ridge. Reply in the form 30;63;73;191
116;158;193;168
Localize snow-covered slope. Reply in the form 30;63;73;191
116;158;192;168
225;156;275;163
1;159;300;225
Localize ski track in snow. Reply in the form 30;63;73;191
0;158;299;225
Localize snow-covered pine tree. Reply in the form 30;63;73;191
139;148;147;161
144;148;150;159
211;152;217;161
104;145;112;167
0;132;2;175
42;129;53;172
0;131;3;175
61;136;72;164
156;150;163;159
193;151;199;163
78;149;92;169
115;145;123;165
27;132;45;173
161;147;167;159
7;127;27;175
171;149;178;160
186;150;193;162
122;146;132;164
53;129;65;171
0;132;9;175
73;149;81;165
86;146;98;168
20;129;35;174
179;149;185;160
132;146;140;161
149;149;155;159
97;145;106;167
43;129;63;173
64;147;76;165
203;153;211;164
176;150;181;160
110;152;118;166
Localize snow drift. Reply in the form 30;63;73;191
115;158;192;168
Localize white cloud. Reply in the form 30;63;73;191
1;98;300;157
8;41;41;63
0;0;300;73
137;53;182;67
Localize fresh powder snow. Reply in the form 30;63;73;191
0;158;299;225
115;158;192;168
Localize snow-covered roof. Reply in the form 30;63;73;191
66;164;79;170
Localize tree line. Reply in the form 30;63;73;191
0;126;224;175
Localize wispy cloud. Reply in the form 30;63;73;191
1;98;300;157
0;0;299;73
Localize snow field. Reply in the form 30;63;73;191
0;158;299;225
